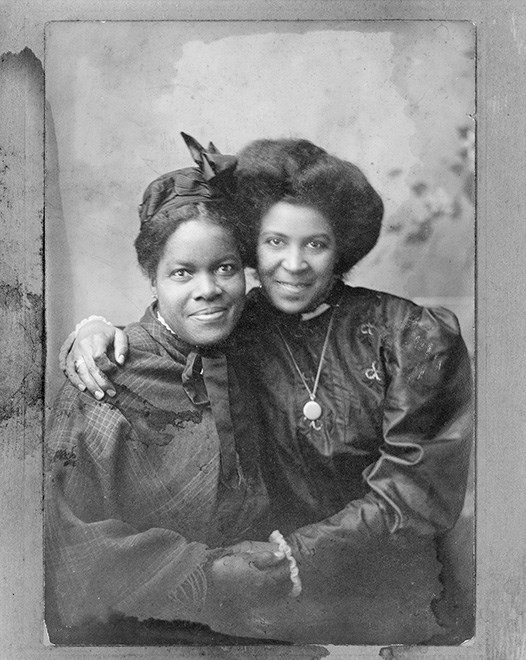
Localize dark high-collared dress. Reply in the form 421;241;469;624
232;280;473;644
45;305;271;645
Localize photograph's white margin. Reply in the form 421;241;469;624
0;1;524;658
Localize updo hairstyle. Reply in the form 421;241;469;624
235;138;384;275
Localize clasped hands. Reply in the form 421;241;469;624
207;540;294;609
200;540;296;639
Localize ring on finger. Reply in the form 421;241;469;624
74;358;86;370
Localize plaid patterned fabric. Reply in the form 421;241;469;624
45;305;269;636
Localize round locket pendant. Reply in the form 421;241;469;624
303;399;322;421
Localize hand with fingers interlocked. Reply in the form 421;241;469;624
205;541;292;610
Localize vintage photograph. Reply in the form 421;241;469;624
43;20;475;647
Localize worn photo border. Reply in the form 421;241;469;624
0;1;524;658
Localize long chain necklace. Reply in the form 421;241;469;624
277;306;337;429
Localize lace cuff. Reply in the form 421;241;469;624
74;315;114;336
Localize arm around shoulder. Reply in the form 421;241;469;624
59;316;129;399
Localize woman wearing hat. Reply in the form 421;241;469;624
45;135;293;645
61;136;472;644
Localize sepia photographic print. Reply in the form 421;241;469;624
1;3;525;659
44;19;475;648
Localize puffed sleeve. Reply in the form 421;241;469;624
45;384;217;633
287;301;473;569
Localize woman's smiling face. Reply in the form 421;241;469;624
153;218;245;346
257;201;337;315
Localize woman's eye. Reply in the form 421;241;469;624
267;237;284;247
307;240;327;250
170;269;191;279
217;263;237;275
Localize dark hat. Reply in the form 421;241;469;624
138;132;237;226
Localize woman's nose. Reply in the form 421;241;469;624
282;246;307;272
194;273;221;299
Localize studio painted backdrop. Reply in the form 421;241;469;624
45;20;475;400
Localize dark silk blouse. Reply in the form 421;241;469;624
232;280;473;644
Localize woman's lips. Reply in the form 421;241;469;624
275;281;312;292
190;307;229;321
